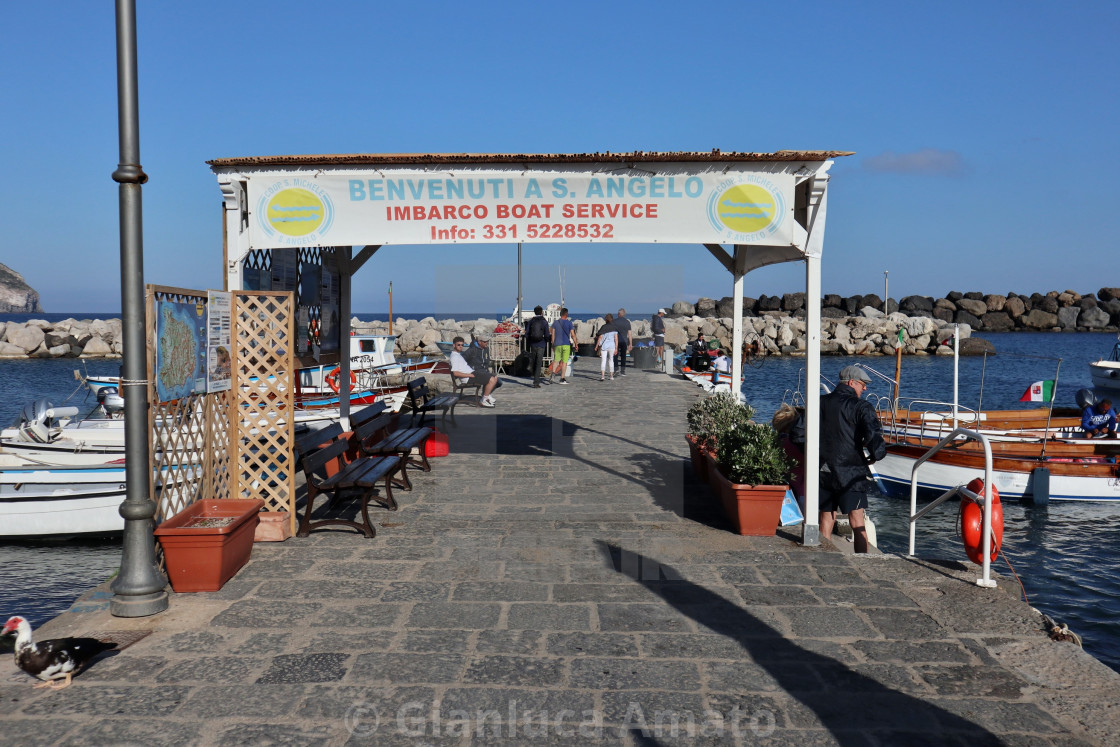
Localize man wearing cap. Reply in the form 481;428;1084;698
651;309;667;366
818;365;887;553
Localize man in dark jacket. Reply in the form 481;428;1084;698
819;365;887;553
525;305;550;388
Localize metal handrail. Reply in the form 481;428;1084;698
907;427;997;588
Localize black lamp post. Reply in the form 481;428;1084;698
109;0;168;618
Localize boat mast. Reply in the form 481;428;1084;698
517;243;522;321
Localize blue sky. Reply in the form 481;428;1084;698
3;1;1117;315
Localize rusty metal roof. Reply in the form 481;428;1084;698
207;150;854;169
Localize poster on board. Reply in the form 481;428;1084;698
206;290;232;393
155;299;207;403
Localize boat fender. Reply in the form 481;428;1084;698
961;478;1003;565
324;367;357;393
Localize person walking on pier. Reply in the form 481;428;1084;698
613;308;633;376
819;365;886;553
525;305;550;388
550;308;576;384
595;313;619;381
651;309;667;367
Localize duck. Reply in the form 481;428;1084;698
1;615;117;690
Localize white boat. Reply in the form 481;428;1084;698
871;442;1120;502
1090;336;1120;395
0;398;131;463
674;353;742;394
84;333;440;402
0;452;199;539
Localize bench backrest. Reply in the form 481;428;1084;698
296;422;345;458
301;438;349;479
354;413;394;448
350;401;388;430
407;376;431;409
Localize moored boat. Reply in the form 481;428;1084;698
871;442;1120;503
1089;336;1120;395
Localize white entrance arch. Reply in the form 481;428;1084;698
209;150;854;545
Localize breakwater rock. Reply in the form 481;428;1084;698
675;287;1120;332
352;311;991;357
0;318;121;358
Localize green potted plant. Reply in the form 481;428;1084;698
685;393;754;482
712;423;794;535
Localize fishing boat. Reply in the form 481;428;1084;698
878;402;1086;443
871;441;1120;503
1089;335;1120;395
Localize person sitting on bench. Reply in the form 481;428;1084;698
450;336;499;407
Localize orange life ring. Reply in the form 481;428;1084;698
324;367;357;393
961;478;1004;564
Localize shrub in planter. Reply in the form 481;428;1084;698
717;422;794;487
714;423;795;535
686;392;754;452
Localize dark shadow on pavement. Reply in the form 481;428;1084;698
597;541;999;744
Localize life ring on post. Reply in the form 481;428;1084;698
324;367;357;393
961;477;1004;564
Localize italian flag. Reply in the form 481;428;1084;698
1020;380;1055;402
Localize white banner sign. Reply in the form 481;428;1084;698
246;168;796;249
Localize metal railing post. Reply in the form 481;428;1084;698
906;427;997;588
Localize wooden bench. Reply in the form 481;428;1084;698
354;414;433;491
294;424;401;538
449;370;483;406
406;376;459;428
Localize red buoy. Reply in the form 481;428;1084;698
961;478;1003;564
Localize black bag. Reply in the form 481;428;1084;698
512;351;532;377
527;316;549;344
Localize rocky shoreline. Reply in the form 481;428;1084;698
4;289;1117;360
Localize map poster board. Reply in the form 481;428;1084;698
321;250;339;306
320;304;340;353
155;300;208;403
270;248;299;291
299;261;322;306
297;307;310;356
206;290;233;393
243;265;271;291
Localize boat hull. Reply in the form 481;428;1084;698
872;446;1120;502
0;487;126;539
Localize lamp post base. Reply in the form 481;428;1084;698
110;590;168;618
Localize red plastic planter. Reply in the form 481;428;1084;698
686;435;708;482
709;467;785;536
155;499;265;592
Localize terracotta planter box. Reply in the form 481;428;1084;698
155;499;265;592
254;511;293;542
709;466;785;536
686;435;709;482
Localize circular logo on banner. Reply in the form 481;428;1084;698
266;187;327;237
706;178;785;241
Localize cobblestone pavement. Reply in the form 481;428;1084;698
3;365;1118;745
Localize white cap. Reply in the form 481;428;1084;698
658;308;667;314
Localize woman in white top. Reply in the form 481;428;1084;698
595;313;619;381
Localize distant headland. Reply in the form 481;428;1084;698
0;263;42;314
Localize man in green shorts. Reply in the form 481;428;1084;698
550;307;577;384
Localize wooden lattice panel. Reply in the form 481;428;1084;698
233;292;296;534
146;287;226;524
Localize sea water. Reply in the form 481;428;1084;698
738;331;1120;671
2;327;1119;672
